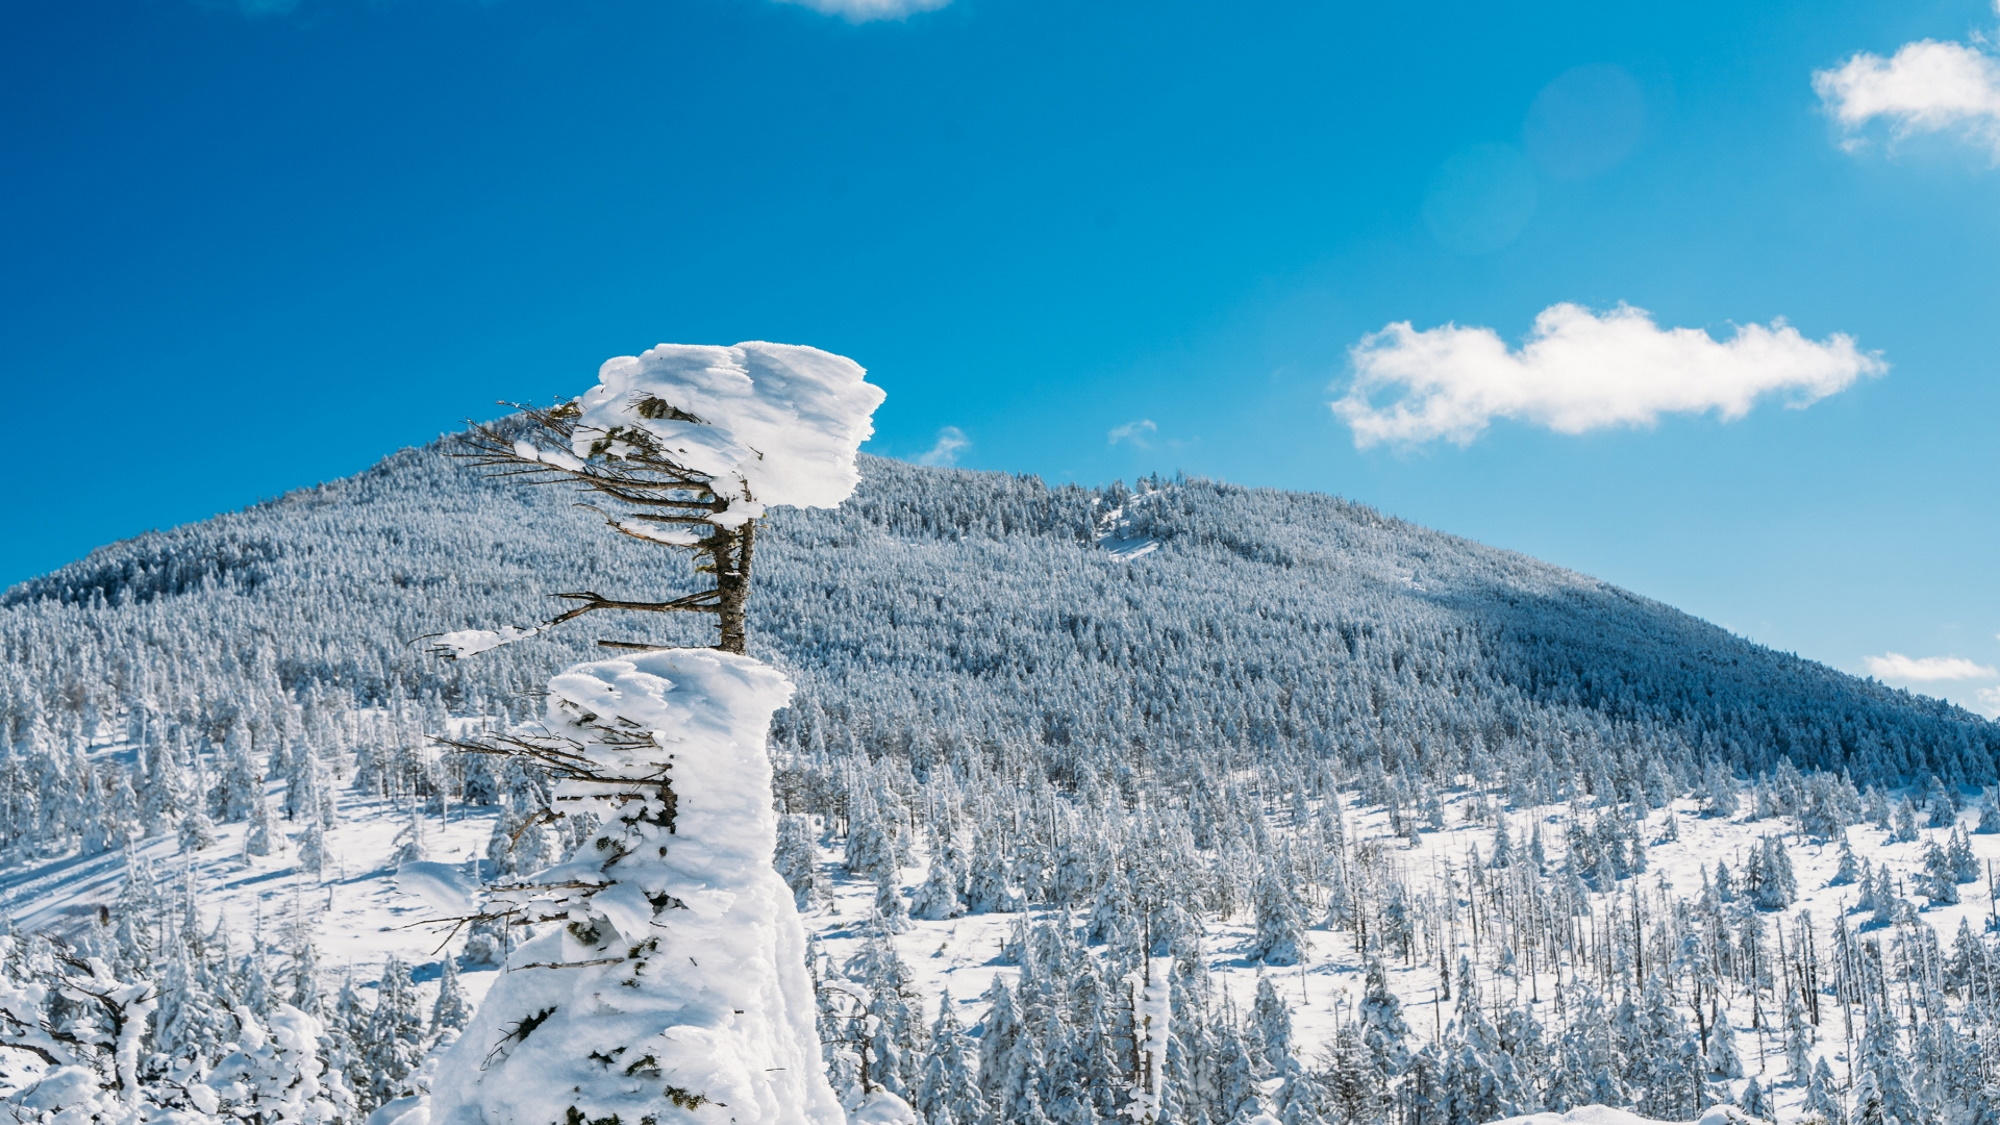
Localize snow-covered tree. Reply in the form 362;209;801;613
205;1003;358;1125
1246;863;1308;967
427;343;882;1125
0;938;157;1125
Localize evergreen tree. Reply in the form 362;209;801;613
178;808;218;854
1803;1058;1843;1125
909;846;964;922
1315;1023;1382;1125
1250;976;1293;1075
1749;835;1796;909
1488;816;1514;869
1355;960;1409;1080
1830;832;1861;886
206;1003;358;1125
1891;799;1920;843
1247;864;1307;967
916;990;982;1125
1976;791;2000;835
1921;840;1960;906
432;953;471;1037
1922;775;1956;828
1705;1004;1743;1079
1947;827;1979;883
1738;1076;1771;1118
358;957;427;1111
776;812;823;911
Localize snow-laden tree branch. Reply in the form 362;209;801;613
434;342;883;658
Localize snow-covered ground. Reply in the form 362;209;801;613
805;786;1998;1123
9;741;1992;1123
0;768;505;1013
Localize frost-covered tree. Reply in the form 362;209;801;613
1830;832;1862;886
1977;792;2000;835
1921;840;1960;906
431;953;471;1037
1747;835;1796;910
427;343;882;1125
908;846;964;922
774;813;824;912
204;1003;358;1125
1246;863;1308;966
0;938;157;1125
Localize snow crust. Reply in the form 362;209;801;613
428;649;843;1125
572;342;884;518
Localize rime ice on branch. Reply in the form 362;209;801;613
426;342;882;1125
436;342;884;658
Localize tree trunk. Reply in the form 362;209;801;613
713;520;754;655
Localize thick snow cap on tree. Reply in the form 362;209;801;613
567;342;885;524
428;649;844;1125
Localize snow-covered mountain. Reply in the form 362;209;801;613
3;440;1998;1124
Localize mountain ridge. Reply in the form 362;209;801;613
3;438;1992;799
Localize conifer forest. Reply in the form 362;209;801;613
5;440;2000;1125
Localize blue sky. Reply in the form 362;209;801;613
3;0;1998;714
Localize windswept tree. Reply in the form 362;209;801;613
426;342;884;1125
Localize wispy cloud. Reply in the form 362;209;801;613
1333;303;1884;448
1815;38;2000;157
1864;652;1999;682
915;426;969;467
1979;685;2000;719
775;0;952;21
1107;420;1158;449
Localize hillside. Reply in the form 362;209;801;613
3;439;1999;1124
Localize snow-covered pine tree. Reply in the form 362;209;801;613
432;952;471;1037
0;936;158;1125
914;989;981;1125
425;343;881;1125
1977;791;2000;835
1249;976;1293;1075
1246;862;1308;966
1921;840;1960;906
1749;835;1796;910
1355;960;1409;1081
774;812;824;912
205;1003;358;1125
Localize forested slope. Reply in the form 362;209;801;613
9;438;2000;1125
2;437;1990;841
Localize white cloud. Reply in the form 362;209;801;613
1108;420;1158;448
1864;652;1999;682
1814;39;2000;156
1333;303;1884;448
775;0;952;21
1979;685;2000;719
915;426;968;467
